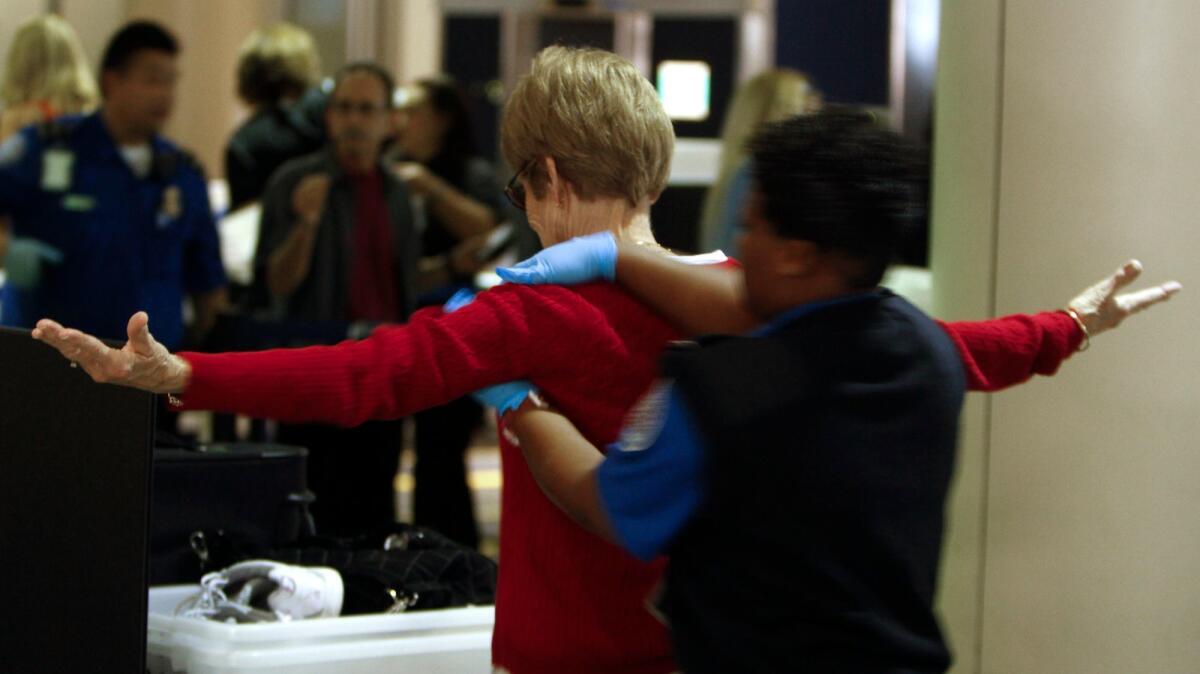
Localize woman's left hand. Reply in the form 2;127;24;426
1068;260;1181;337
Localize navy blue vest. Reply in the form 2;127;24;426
661;291;965;674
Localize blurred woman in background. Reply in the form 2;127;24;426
225;22;326;211
0;13;98;141
697;68;820;255
392;75;509;296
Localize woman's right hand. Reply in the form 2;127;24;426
31;311;190;394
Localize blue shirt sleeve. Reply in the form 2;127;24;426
597;383;707;561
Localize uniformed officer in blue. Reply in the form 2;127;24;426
0;21;225;350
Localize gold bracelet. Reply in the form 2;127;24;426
1063;307;1090;352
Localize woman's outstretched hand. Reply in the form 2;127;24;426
1068;260;1181;337
31;311;190;394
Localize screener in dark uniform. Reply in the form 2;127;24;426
0;21;225;349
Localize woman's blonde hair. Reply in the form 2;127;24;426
1;14;98;113
698;69;821;249
501;46;674;206
235;22;320;106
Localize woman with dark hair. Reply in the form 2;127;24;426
393;75;509;294
390;75;513;549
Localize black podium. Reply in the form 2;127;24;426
0;327;155;673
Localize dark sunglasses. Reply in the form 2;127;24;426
504;159;535;211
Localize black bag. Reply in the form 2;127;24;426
269;523;497;614
150;443;315;585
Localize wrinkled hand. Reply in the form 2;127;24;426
291;173;331;226
3;237;63;289
496;231;617;285
31;311;190;393
1068;260;1182;337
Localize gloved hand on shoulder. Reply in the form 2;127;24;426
496;231;617;286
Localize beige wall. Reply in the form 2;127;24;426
0;0;53;84
381;0;443;86
932;1;1199;673
125;0;283;177
60;0;127;70
928;1;1006;670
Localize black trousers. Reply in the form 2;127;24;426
276;419;404;538
412;396;483;549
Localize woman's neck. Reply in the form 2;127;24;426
555;197;657;247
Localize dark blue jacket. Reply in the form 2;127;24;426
661;290;966;674
0;112;225;349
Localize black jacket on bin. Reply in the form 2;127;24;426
660;290;966;674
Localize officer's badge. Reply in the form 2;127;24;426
618;379;673;452
40;148;73;191
159;185;182;224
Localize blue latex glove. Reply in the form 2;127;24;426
495;231;617;285
473;379;536;415
441;289;538;413
442;287;476;313
3;237;63;289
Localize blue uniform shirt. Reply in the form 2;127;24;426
0;112;226;348
597;293;880;561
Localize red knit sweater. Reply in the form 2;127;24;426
178;283;1080;674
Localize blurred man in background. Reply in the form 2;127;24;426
254;61;419;535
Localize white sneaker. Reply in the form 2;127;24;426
177;560;343;622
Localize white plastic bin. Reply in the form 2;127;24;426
147;585;494;673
